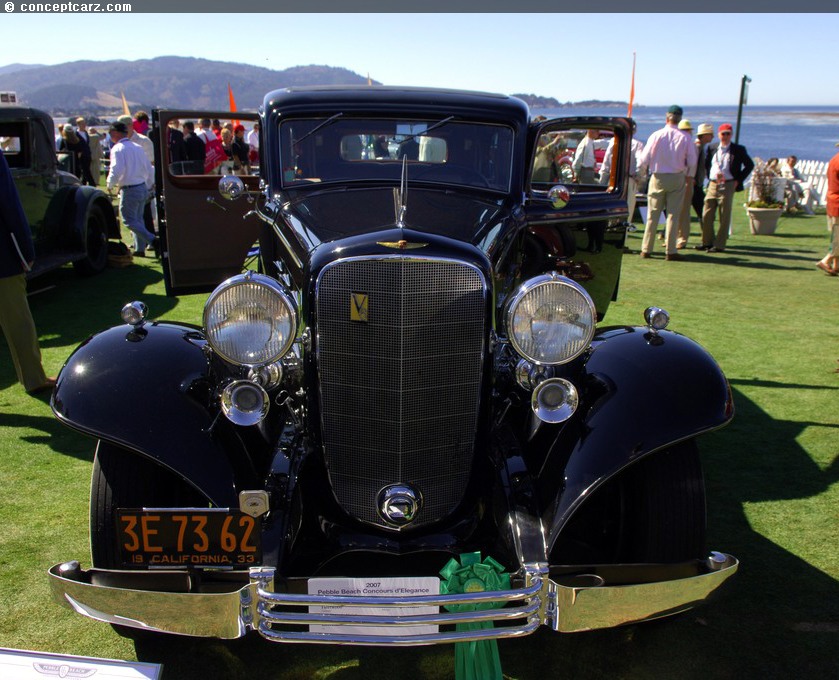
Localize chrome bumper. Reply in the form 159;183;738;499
48;553;737;644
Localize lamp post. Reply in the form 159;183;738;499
735;75;751;144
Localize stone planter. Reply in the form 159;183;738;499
746;206;783;235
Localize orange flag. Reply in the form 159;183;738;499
627;52;636;118
121;91;131;117
228;83;239;127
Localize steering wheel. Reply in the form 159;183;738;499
557;162;576;183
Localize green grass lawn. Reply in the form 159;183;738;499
1;206;837;679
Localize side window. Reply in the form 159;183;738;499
0;122;29;169
167;117;259;178
531;127;618;191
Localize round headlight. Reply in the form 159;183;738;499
203;273;297;366
505;274;596;365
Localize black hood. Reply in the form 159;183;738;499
281;186;508;246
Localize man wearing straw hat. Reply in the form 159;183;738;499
692;123;715;219
675;118;697;249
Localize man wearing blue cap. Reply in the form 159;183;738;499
638;105;696;260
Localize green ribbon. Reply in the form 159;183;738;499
439;552;510;680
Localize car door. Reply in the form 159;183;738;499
154;109;262;296
524;117;633;320
2;118;53;244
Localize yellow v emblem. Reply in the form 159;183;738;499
350;292;369;322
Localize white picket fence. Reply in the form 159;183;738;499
746;158;829;208
796;159;829;206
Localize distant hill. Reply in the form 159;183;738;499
0;63;44;76
512;94;563;108
0;58;626;118
0;57;378;116
513;93;628;109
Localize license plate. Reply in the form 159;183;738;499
308;577;440;635
117;509;261;568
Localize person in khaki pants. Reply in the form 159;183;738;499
699;123;754;252
675;119;696;249
638;105;695;260
0;152;55;395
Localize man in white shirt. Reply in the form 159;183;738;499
598;122;644;226
781;155;815;215
197;118;218;144
699;123;754;252
247;121;260;166
118;114;156;243
106;122;155;256
572;129;598;184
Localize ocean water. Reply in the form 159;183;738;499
532;105;839;164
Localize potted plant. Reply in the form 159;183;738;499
745;157;784;235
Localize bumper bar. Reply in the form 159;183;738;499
48;553;737;644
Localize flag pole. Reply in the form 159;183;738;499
627;52;636;118
228;83;239;127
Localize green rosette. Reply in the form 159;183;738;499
439;552;510;680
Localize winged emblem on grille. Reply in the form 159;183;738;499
376;240;428;250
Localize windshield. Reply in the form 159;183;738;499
279;117;514;193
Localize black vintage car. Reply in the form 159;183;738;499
0;106;119;277
48;87;737;645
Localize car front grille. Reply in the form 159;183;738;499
316;256;486;529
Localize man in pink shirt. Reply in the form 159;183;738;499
638;105;693;260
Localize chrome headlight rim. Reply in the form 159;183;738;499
203;272;298;368
504;273;596;366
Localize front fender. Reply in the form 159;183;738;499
546;326;733;549
51;321;237;507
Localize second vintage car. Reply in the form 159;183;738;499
48;86;737;646
0;103;119;277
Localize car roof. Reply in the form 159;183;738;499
0;107;53;126
263;86;530;124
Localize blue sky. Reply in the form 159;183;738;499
2;13;837;106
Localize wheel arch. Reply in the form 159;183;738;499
543;326;733;553
52;322;240;507
89;439;215;568
550;440;707;565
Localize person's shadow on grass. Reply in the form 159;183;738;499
0;409;94;462
26;263;175;352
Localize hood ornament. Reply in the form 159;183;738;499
393;154;408;229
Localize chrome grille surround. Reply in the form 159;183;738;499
315;256;488;529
